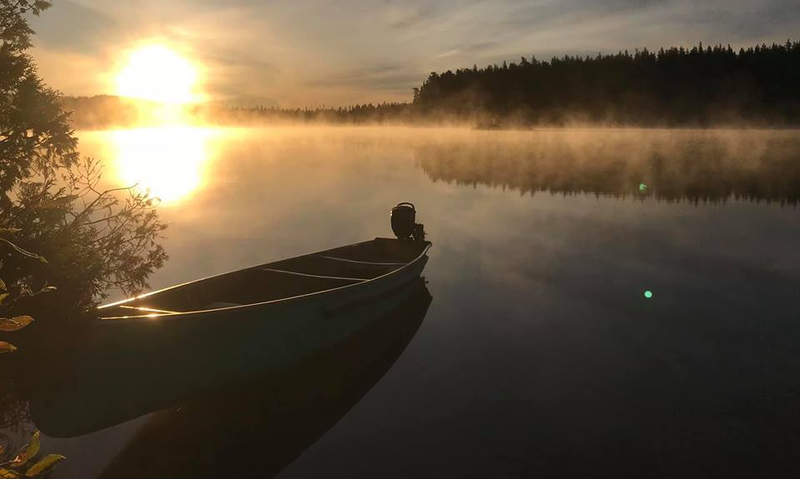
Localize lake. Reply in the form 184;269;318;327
8;126;800;477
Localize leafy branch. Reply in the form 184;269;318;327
0;432;65;478
0;232;51;353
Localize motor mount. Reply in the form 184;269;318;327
391;202;425;242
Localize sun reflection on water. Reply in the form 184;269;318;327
108;126;217;204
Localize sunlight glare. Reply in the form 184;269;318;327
110;127;215;204
116;45;201;104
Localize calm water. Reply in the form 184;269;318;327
12;127;800;477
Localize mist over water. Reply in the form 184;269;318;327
81;125;800;205
35;126;800;477
416;128;800;204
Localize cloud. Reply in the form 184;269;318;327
436;41;498;59
385;3;438;29
306;64;423;91
30;0;119;51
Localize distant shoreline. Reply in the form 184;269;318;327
67;39;800;131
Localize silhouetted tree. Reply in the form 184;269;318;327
0;0;168;330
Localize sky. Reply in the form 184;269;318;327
29;0;800;108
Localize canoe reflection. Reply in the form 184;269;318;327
29;278;431;478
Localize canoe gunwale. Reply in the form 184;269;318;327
97;239;432;322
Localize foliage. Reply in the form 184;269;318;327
0;2;166;477
2;156;168;322
0;0;74;197
0;432;64;478
414;40;800;126
0;0;167;326
0;234;46;351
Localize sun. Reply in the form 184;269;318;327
116;45;201;104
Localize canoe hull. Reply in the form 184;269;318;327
27;248;429;437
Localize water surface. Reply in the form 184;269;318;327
16;127;800;477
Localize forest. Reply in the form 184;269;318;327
414;40;800;126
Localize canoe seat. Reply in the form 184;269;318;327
265;254;402;282
317;256;406;267
261;268;368;282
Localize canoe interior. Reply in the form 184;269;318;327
98;238;429;318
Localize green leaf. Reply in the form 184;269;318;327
0;468;21;479
0;316;34;332
0;228;21;236
0;342;17;354
0;293;9;305
0;279;6;291
24;455;65;477
11;432;40;468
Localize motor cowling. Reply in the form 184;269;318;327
391;202;425;242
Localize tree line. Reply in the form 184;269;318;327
63;96;414;128
414;40;800;126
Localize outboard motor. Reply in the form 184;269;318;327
391;202;426;242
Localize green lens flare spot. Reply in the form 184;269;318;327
639;183;648;192
644;290;653;299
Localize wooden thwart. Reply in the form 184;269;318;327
262;268;369;282
318;255;406;267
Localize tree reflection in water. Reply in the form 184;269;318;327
415;129;800;205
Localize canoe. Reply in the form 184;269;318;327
97;201;430;323
98;236;431;321
22;236;432;437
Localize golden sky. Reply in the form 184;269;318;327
30;0;800;108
